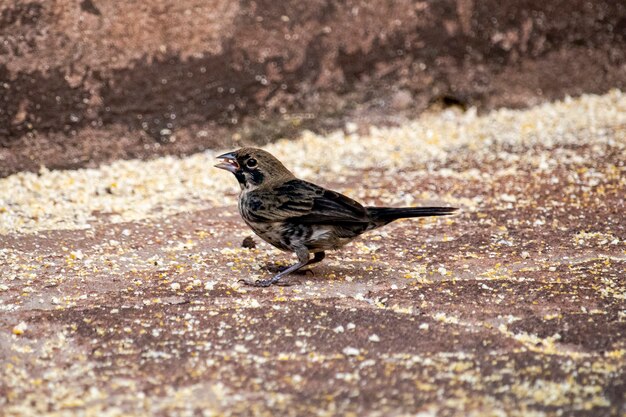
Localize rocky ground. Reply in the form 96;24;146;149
2;0;626;178
1;91;625;416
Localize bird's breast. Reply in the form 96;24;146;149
238;192;270;223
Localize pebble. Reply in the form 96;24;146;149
12;321;28;335
342;347;360;356
390;89;413;110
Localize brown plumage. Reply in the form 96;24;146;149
215;147;458;286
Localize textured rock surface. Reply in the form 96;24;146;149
1;92;625;416
1;0;626;176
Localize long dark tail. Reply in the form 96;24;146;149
367;206;458;225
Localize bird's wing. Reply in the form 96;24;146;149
245;179;370;224
295;186;371;224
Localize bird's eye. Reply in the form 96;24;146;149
246;158;258;168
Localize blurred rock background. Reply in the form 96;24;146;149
1;0;625;177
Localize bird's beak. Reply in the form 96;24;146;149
214;151;240;173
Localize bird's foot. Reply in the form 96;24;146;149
238;278;272;287
238;278;294;287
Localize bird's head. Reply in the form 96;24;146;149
215;147;295;190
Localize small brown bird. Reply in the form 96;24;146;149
215;147;458;286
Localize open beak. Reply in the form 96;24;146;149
214;151;240;173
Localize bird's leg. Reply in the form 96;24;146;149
298;251;326;276
243;248;310;287
266;251;325;274
306;251;325;266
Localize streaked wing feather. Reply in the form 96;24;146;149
281;180;369;223
294;188;369;224
244;179;369;224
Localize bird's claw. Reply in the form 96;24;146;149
252;279;273;287
238;278;268;287
238;277;294;287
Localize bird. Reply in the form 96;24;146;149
215;147;458;287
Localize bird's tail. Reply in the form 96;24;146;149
367;206;458;226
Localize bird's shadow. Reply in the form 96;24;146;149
261;262;372;285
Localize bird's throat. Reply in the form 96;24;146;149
235;171;246;189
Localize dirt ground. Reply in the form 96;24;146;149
0;92;625;416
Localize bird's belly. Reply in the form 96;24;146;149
286;224;353;251
244;221;291;251
242;220;355;252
